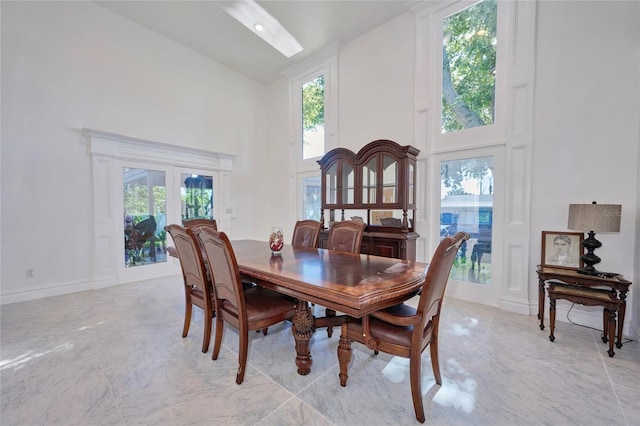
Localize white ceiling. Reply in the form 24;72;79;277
95;1;413;84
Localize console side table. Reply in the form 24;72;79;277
536;265;632;349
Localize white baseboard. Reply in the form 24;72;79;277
499;296;531;315
1;279;94;305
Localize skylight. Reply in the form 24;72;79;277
220;0;303;58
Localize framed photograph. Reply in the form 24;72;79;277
371;210;393;225
541;231;584;269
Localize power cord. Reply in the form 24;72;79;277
566;303;634;344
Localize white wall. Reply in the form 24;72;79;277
634;114;640;339
338;13;416;149
0;1;269;300
634;6;640;337
531;1;639;334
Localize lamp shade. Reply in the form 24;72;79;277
567;203;621;233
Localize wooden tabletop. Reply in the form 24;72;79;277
231;239;429;317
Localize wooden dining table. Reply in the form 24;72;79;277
230;240;429;375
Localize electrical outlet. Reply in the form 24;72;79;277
26;269;36;278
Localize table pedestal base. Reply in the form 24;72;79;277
292;301;313;375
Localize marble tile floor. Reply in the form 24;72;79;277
1;275;638;426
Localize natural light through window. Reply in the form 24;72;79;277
123;168;166;268
302;75;325;159
442;0;497;133
440;156;494;284
302;175;321;220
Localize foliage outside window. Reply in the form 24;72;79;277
123;168;166;267
302;75;325;159
181;174;213;220
442;0;497;133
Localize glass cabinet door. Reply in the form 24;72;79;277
408;162;415;206
325;162;338;205
382;155;398;204
341;162;355;205
362;156;377;205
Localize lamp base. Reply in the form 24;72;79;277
581;231;602;275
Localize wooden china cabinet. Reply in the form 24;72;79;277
317;139;420;261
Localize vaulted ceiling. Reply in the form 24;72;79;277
96;1;413;84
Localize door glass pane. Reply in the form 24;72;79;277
408;163;415;205
382;155;397;204
302;175;321;220
440;156;494;284
362;157;377;204
326;163;337;204
181;174;213;220
123;168;166;267
342;163;354;204
302;75;325;159
442;0;497;133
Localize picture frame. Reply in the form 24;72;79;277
541;231;584;269
371;210;393;225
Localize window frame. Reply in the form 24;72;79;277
290;63;336;171
85;128;233;287
116;160;174;281
285;44;338;220
413;0;536;311
428;145;504;304
431;0;508;153
297;171;322;221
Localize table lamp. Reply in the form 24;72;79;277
567;201;621;276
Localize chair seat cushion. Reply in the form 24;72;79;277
221;287;296;322
349;314;414;348
372;302;417;320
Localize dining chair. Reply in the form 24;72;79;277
323;219;367;337
291;219;322;248
326;220;366;253
337;231;470;423
164;224;215;353
194;228;297;384
183;218;218;232
183;218;257;289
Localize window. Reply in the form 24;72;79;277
86;128;230;286
301;175;321;220
181;173;213;220
442;0;497;134
285;45;337;220
440;156;494;284
302;75;325;160
415;0;534;307
123;168;166;268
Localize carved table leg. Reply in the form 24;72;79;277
291;300;314;375
337;322;352;387
539;278;546;330
606;308;616;357
325;308;336;338
602;309;608;343
616;292;627;349
549;298;556;342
